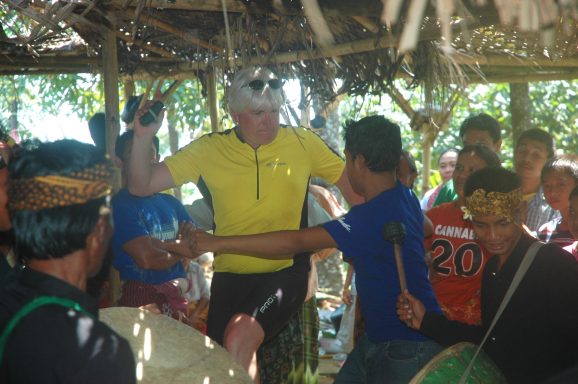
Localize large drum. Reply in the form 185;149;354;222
409;342;507;384
100;307;252;384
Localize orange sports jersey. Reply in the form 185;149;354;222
426;202;492;325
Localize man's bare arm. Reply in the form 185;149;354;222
194;226;337;258
123;236;184;270
128;103;176;196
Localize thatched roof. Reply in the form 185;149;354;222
2;0;578;102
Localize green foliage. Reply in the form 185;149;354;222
338;80;578;197
124;78;229;161
2;70;577;202
529;81;578;153
0;5;31;37
0;74;103;139
32;74;104;119
164;79;229;139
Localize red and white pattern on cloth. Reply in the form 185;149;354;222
117;280;189;320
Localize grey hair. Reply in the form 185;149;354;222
227;67;285;114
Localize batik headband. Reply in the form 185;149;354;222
8;163;113;212
461;188;523;222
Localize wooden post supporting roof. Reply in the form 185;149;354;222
206;68;219;132
102;26;122;306
510;82;531;149
420;126;435;196
103;28;121;166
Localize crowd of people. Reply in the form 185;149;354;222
1;66;578;384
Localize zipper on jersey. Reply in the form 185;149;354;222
254;149;260;200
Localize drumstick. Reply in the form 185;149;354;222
383;221;407;293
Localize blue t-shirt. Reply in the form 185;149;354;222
324;182;440;343
112;189;191;284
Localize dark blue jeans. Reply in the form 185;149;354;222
334;334;443;384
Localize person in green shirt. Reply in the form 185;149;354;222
432;113;502;207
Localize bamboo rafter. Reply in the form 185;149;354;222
123;8;222;53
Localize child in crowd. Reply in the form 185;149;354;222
421;148;458;211
538;154;578;247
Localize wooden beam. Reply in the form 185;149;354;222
121;44;578;82
510;82;531;146
454;53;578;68
116;30;180;59
102;25;122;306
351;16;381;33
122;36;397;78
8;35;578;87
386;86;415;118
106;0;380;14
123;8;222;53
421;130;433;197
104;0;494;17
103;29;121;171
0;68;95;75
196;35;397;70
0;56;100;67
206;67;220;132
464;70;578;84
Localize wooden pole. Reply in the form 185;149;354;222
351;16;380;33
421;126;434;197
103;27;121;168
206;67;220;132
125;8;221;52
102;25;122;306
510;82;531;148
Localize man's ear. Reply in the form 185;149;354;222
86;216;109;255
355;153;367;170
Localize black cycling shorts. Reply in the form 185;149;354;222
206;254;310;345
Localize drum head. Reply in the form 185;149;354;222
100;307;252;384
409;342;507;384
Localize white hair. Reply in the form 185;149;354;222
227;67;285;114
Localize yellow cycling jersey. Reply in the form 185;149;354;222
164;126;345;273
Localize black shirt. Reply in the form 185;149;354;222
421;234;578;383
0;268;136;383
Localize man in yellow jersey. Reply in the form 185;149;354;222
128;67;360;383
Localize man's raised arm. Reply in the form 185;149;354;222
129;103;176;196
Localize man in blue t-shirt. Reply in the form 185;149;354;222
193;115;442;383
112;130;198;319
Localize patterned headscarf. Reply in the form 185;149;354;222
461;188;523;222
8;163;113;212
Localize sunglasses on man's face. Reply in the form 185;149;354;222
244;79;283;91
